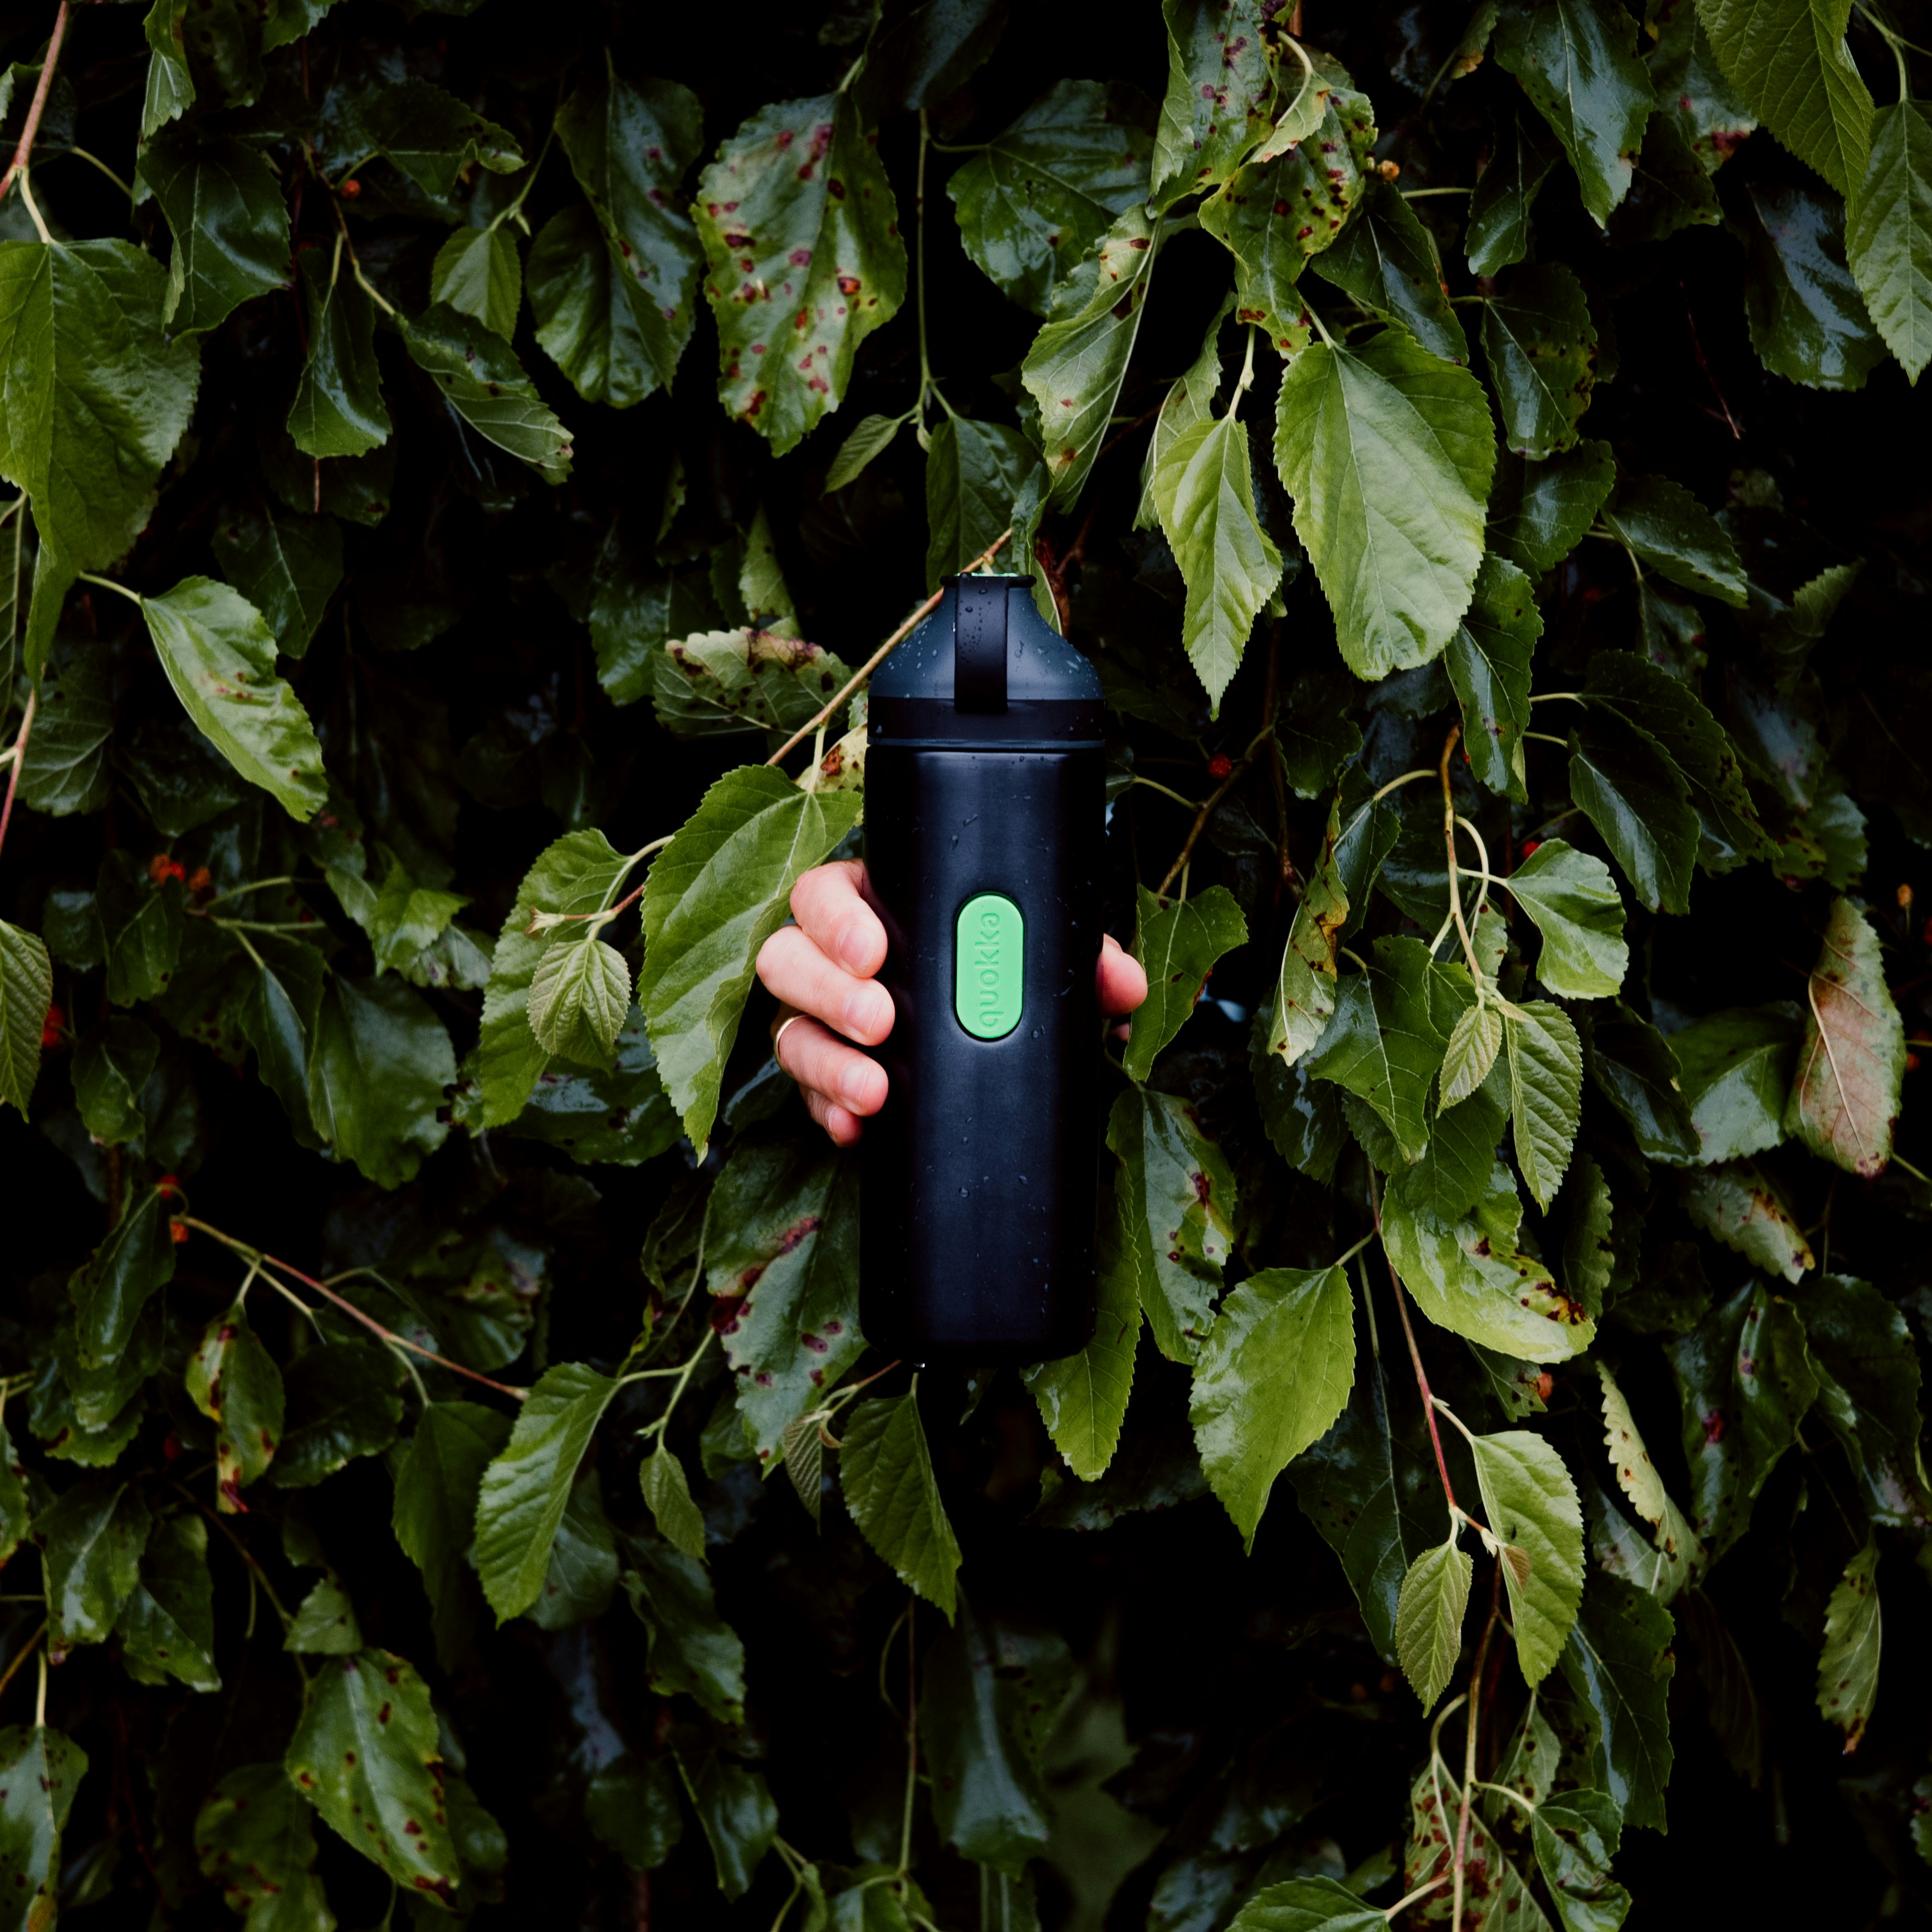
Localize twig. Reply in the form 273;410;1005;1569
1452;1566;1505;1931
0;687;35;864
0;3;72;206
179;1218;528;1400
0;1620;45;1706
1439;725;1482;980
1156;747;1256;898
1369;1173;1460;1517
764;529;1012;768
1679;278;1740;439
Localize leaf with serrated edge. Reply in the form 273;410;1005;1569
1817;1540;1881;1748
1395;1534;1471;1709
1601;473;1748;606
1441;1000;1503;1107
1679;1157;1814;1280
1446;554;1540;804
641;1449;707;1564
0;1723;89;1932
196;1762;331;1932
1191;1265;1354;1551
0;917;51;1115
1846;101;1932;384
1558;1573;1675;1830
1268;791;1348;1066
1025;1183;1139;1481
528;937;630;1068
1786;896;1904;1177
1127;883;1248;1080
1596;1362;1705;1597
1508;840;1628;999
1507;1000;1583;1211
1469;1428;1584;1682
826;412;903;492
839;1388;961;1619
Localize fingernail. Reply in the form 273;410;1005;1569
842;1065;875;1109
840;921;876;970
845;985;888;1038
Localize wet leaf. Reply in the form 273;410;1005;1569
185;1299;285;1510
271;1341;404;1489
402;304;573;482
195;1760;332;1932
1470;1429;1585;1682
1268;789;1349;1067
1785;895;1904;1177
1696;0;1871;195
1816;1540;1880;1749
1738;179;1886;390
1307;937;1445;1165
1151;0;1279;206
70;1182;175;1370
1557;1574;1675;1831
1467;111;1563;277
839;1387;961;1619
1446;555;1539;804
1025;1182;1140;1481
1482;262;1597;457
431;224;522;342
0;1723;88;1932
925;416;1042;590
1679;1158;1814;1280
1802;1273;1929;1525
285;1573;362;1655
1506;840;1627;999
38;1474;151;1652
306;974;454;1189
1846;100;1932;384
1128;883;1249;1080
1600;473;1748;606
1667;1003;1799;1165
286;247;389;459
393;1399;512;1669
1595;1363;1704;1600
211;502;342;657
1313;178;1467;366
1487;438;1615;578
116;1512;219;1689
625;1533;748;1724
1394;1533;1471;1710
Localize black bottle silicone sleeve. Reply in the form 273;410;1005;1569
858;741;1104;1361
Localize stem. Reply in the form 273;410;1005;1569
35;1648;46;1727
1371;767;1434;803
1439;727;1481;981
1333;1229;1376;1269
182;1490;295;1628
487;112;555;233
197;875;300;909
1130;776;1202;811
1156;748;1257;897
916;113;933;429
638;1328;713;1438
1369;1172;1460;1518
58;145;134;200
351;256;398;319
1452;1566;1505;1932
16;167;50;243
0;1621;45;1707
1523;731;1570;747
1401;185;1475;196
764;528;1011;769
1383;1876;1448;1921
1307;306;1338;350
898;1587;918;1875
1226;324;1258;416
179;1219;528;1400
76;571;143;607
0;3;72;207
1529;692;1583;705
0;687;35;865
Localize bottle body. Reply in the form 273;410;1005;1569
859;740;1104;1359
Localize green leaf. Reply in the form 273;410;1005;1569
1127;883;1248;1080
825;410;904;492
1307;937;1445;1166
115;1512;219;1689
286;1647;461;1894
71;1183;175;1370
431;225;522;341
1437;1002;1505;1113
141;575;327;819
1191;1265;1355;1551
271;1341;403;1488
638;766;861;1155
1786;895;1905;1177
393;1399;512;1669
0;916;50;1117
306;974;454;1189
1695;0;1872;194
1665;1279;1817;1558
285;1573;362;1654
1020;204;1160;510
839;1387;962;1619
1532;1788;1630;1932
922;1594;1069;1875
925;417;1043;591
0;1422;27;1571
14;645;113;808
1150;0;1279;206
1446;554;1540;803
1200;84;1378;354
1600;473;1749;606
1136;294;1229;529
1467;112;1563;277
38;1474;151;1651
527;936;630;1069
1395;1534;1471;1710
478;830;634;1126
1481;262;1597;458
475;1361;619;1622
1266;786;1350;1067
359;77;524;198
1153;413;1283;712
402;303;573;482
497;1005;681;1167
1273;325;1495;681
1847;100;1932;384
0;239;200;591
1107;1085;1236;1364
1312;178;1468;367
1024;1181;1140;1481
529;1466;620;1630
1596;1363;1704;1601
138;124;288;337
625;1533;748;1724
1679;1158;1815;1280
1652;0;1758;171
554;67;703;398
1507;841;1627;998
1558;1574;1675;1831
947;77;1155;316
708;1138;864;1459
1290;1338;1444;1660
1226;1876;1386;1932
673;1740;776;1901
1506;999;1583;1210
1385;1160;1596;1361
211;502;342;657
1738;178;1886;389
696;95;906;455
185;1299;285;1509
642;1449;707;1564
234;933;323;1146
1816;1540;1880;1749
1567;723;1698;918
1469;1429;1585;1682
1488;438;1615;577
286;246;390;458
197;1762;332;1932
1667;1002;1799;1165
529;202;666;409
1802;1273;1930;1526
649;626;853;741
1494;0;1657;224
1612;103;1724;246
0;1724;88;1932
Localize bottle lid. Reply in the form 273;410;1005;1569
870;575;1104;749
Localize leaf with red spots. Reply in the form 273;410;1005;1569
285;1648;461;1897
185;1298;285;1509
116;1512;220;1691
1816;1539;1881;1750
1557;1574;1675;1831
705;1136;862;1460
1150;0;1282;208
1677;1157;1814;1282
195;1760;332;1932
37;1473;151;1652
358;78;525;200
694;94;906;455
0;1722;89;1932
1785;895;1906;1178
1312;178;1469;367
401;304;573;483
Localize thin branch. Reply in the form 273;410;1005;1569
764;528;1011;768
1452;1566;1505;1931
179;1218;528;1400
1156;749;1258;897
1439;726;1482;980
0;687;36;865
0;1620;45;1707
0;3;72;207
1369;1172;1461;1518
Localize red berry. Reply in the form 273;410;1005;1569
169;1218;190;1245
341;178;361;198
1207;753;1234;780
1520;840;1542;859
188;866;212;895
1909;1053;1922;1073
162;1432;182;1463
149;852;187;886
155;1174;181;1196
40;1004;63;1049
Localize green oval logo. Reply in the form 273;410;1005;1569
955;892;1024;1040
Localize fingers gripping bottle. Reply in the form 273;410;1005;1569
860;573;1107;1359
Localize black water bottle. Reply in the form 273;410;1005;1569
859;574;1107;1361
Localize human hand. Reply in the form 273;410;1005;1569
754;858;1150;1146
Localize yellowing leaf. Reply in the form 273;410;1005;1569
1786;895;1905;1176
